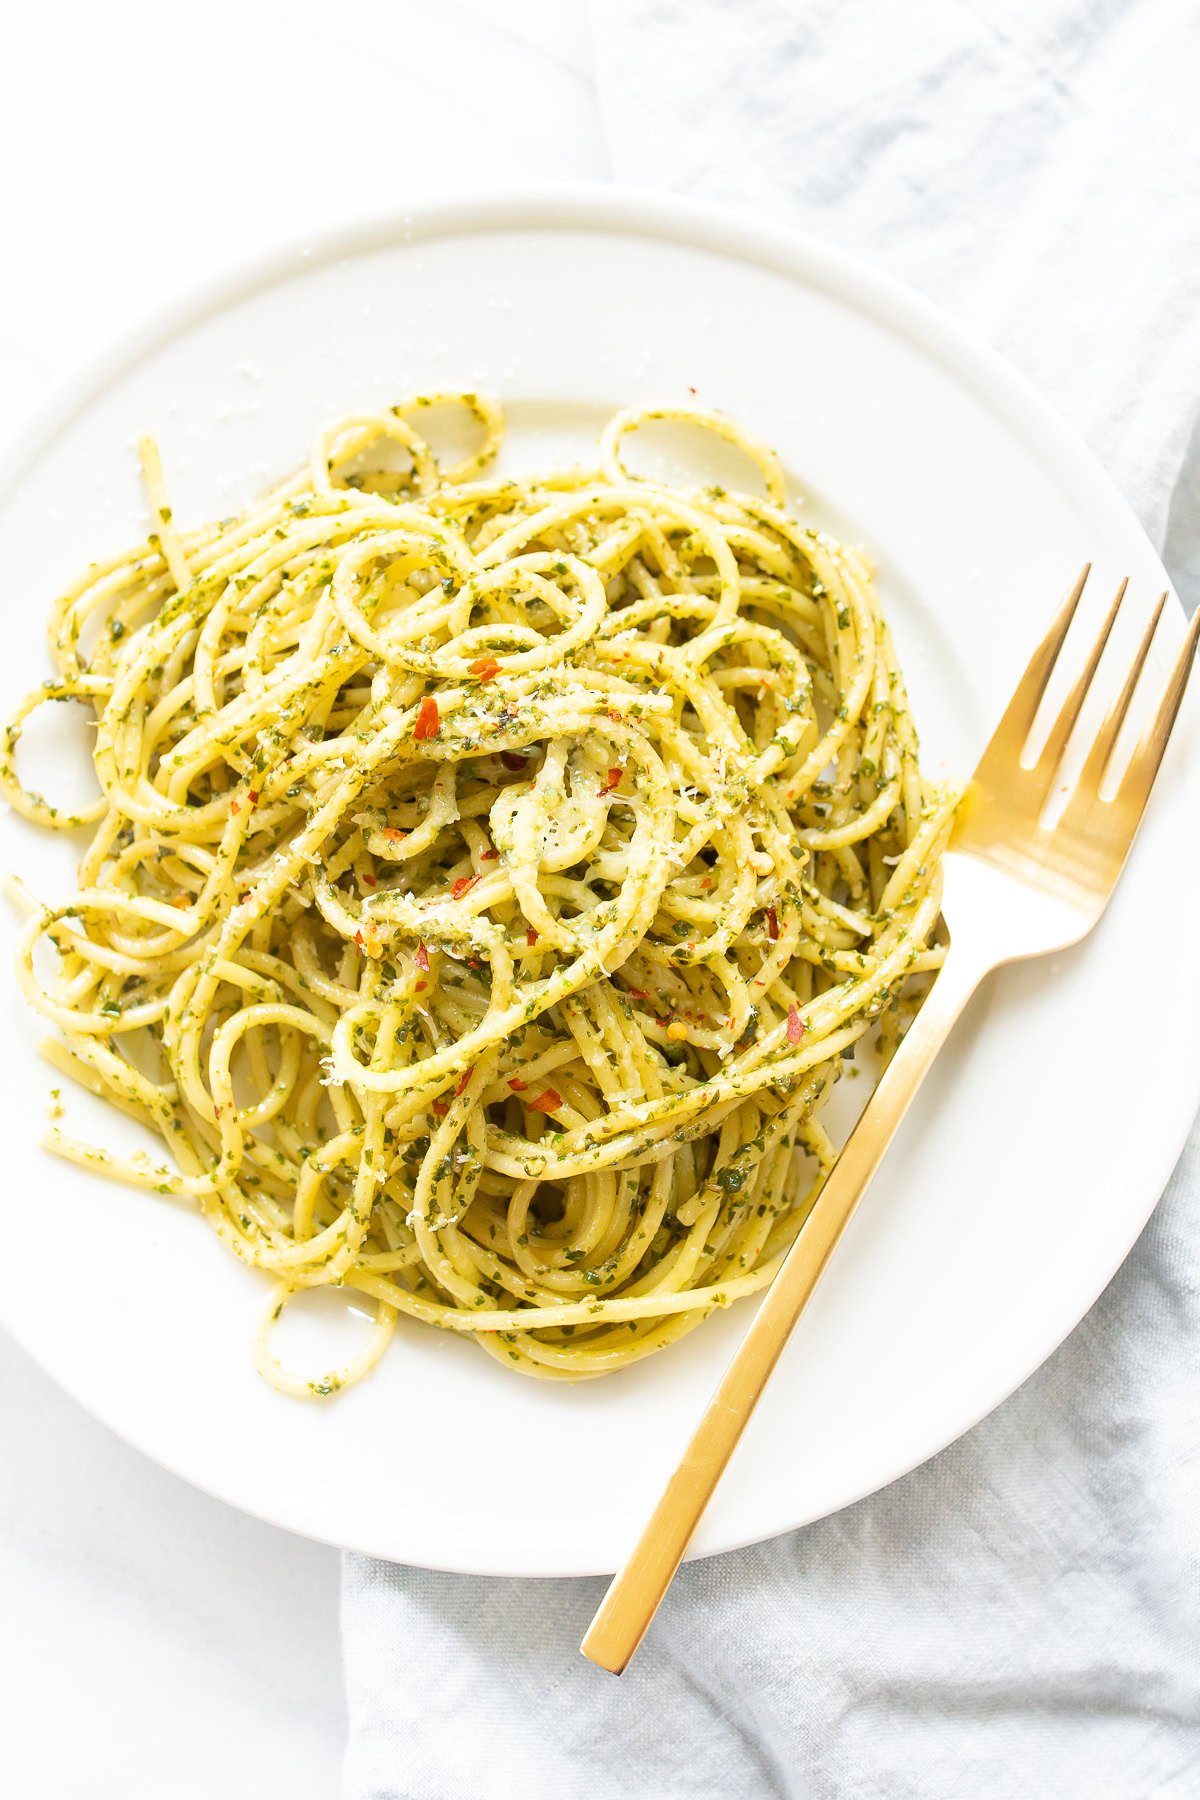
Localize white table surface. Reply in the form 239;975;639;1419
0;5;602;1794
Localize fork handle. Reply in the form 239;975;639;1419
581;947;985;1673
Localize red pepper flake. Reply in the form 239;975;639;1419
354;930;364;947
229;799;240;815
500;751;527;772
529;1087;563;1114
766;907;780;941
247;789;259;804
414;980;427;992
431;1099;449;1117
625;988;651;1000
454;1066;474;1099
600;767;623;796
469;657;500;681
414;941;430;972
481;848;499;861
507;1076;528;1092
362;871;377;887
786;1004;805;1046
606;709;621;724
700;877;713;889
525;928;539;946
383;827;407;842
687;384;697;396
413;696;440;740
451;874;480;900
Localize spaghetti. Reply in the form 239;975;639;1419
2;396;955;1390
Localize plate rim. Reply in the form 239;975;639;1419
0;183;1195;1573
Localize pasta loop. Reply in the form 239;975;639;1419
10;397;955;1391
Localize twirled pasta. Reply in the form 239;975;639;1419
2;396;956;1390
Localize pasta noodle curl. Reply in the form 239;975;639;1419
3;396;954;1390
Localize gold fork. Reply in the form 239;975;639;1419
582;566;1200;1674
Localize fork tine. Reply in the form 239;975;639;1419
1028;578;1128;789
976;564;1090;774
1116;605;1200;822
1073;592;1167;797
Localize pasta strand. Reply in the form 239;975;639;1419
2;397;956;1393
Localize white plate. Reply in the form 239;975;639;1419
0;189;1196;1576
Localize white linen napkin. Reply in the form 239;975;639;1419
342;6;1200;1795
